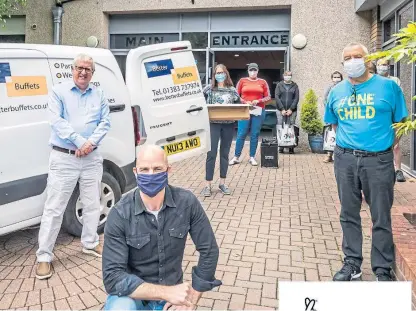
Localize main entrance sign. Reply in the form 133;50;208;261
210;31;290;48
110;33;180;49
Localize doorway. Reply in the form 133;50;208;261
206;50;286;129
207;51;285;104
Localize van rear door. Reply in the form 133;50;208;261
125;41;210;163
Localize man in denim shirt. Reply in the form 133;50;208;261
103;145;221;310
36;54;110;280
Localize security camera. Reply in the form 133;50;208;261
31;24;37;30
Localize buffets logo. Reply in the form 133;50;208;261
0;63;48;97
144;59;198;85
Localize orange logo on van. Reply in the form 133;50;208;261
6;76;48;97
171;66;198;85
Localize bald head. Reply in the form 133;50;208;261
134;145;169;175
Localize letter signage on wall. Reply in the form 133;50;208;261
110;33;180;49
210;31;290;48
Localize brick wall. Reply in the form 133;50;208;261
370;6;382;53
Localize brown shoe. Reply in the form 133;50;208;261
323;156;333;163
82;244;102;258
36;262;53;280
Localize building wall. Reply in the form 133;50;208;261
21;0;371;137
370;6;382;53
24;0;371;104
12;0;55;44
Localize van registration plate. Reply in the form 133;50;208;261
163;137;201;155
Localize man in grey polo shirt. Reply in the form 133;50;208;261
103;145;221;311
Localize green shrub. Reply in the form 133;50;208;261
300;89;323;136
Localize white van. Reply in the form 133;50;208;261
0;41;210;236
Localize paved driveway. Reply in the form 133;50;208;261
1;144;412;310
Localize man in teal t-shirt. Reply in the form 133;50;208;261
324;43;408;282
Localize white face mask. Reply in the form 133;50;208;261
248;70;258;78
343;58;366;78
333;77;342;83
283;75;292;82
377;65;389;75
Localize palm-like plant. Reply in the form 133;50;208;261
367;22;416;138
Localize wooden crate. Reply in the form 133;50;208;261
207;104;250;121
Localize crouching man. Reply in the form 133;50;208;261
103;145;221;310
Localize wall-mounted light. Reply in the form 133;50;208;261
86;36;99;48
292;34;307;50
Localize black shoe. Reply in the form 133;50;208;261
333;261;362;281
376;273;393;281
279;148;284;153
396;170;406;182
289;148;295;154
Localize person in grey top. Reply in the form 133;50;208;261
103;145;221;311
275;71;300;154
323;71;343;163
202;64;240;197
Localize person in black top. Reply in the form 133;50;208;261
102;145;221;311
275;71;300;154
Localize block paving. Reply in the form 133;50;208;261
1;145;415;310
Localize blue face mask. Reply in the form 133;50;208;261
215;73;226;83
136;171;168;197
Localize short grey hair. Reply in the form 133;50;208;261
73;53;95;71
342;42;369;60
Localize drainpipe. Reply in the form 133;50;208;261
52;6;64;45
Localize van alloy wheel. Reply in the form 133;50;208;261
75;182;116;226
62;171;122;237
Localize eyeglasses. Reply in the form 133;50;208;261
74;66;94;74
350;86;357;104
248;68;258;72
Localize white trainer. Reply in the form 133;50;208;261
229;157;240;165
249;157;258;166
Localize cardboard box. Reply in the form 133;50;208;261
207;104;250;121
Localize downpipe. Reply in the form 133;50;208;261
52;0;77;45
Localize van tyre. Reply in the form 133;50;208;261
62;171;122;237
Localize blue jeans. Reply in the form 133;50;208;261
104;295;166;311
234;110;266;158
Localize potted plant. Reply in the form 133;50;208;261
300;89;325;153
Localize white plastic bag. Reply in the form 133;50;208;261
277;124;296;147
323;126;336;151
250;106;262;116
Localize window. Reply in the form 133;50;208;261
0;35;25;43
114;55;127;80
383;16;395;43
182;33;208;49
192;51;207;86
397;1;414;168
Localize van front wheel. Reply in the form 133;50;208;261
62;171;122;237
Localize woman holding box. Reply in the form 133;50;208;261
202;64;240;197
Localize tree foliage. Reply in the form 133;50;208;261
0;0;26;24
368;21;416;138
300;89;323;136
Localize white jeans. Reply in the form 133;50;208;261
36;149;103;263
